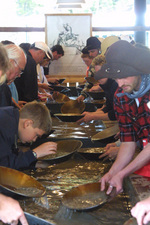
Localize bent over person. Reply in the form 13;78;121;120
0;101;57;170
0;43;28;225
94;40;150;195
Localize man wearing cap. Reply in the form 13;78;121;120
15;41;51;102
77;37;101;102
94;40;150;195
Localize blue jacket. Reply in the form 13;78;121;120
0;107;36;170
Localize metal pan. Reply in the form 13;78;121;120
62;182;109;211
85;77;99;85
0;166;46;197
54;113;84;122
77;147;105;160
87;91;105;100
52;92;70;103
91;123;120;142
49;78;65;86
61;99;85;114
19;212;56;225
39;140;82;162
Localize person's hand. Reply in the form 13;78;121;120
131;197;150;225
47;78;59;84
0;194;28;225
33;142;57;158
18;101;27;108
105;172;124;195
114;132;120;140
76;95;85;103
77;111;93;124
46;94;53;100
99;172;113;192
99;146;119;161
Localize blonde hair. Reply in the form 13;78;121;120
0;43;10;84
19;101;52;134
91;55;106;67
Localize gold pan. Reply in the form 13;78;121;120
61;100;85;114
62;182;108;211
39;139;82;161
87;91;105;100
54;113;84;122
91;123;120;141
85;77;99;85
52;92;70;103
0;166;46;197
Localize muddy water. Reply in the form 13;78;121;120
18;156;131;225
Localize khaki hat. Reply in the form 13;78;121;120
34;42;52;59
101;36;120;55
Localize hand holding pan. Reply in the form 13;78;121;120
62;182;117;211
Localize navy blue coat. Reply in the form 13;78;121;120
0;107;36;170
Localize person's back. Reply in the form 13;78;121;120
15;42;51;102
15;51;38;102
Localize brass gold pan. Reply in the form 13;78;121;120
54;113;84;122
91;123;120;141
85;76;99;85
62;182;109;211
52;92;70;103
0;166;46;197
61;99;85;114
39;139;83;161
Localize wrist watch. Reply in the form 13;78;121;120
32;151;37;159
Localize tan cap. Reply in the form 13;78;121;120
34;42;52;59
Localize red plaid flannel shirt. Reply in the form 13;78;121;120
114;87;150;146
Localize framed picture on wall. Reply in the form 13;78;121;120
45;13;92;76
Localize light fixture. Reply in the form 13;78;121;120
57;0;85;3
58;4;82;8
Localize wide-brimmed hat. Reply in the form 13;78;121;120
95;40;150;80
86;37;101;51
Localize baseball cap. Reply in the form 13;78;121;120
34;42;52;59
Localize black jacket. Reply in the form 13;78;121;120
100;78;118;121
15;51;38;102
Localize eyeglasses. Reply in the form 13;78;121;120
13;59;24;75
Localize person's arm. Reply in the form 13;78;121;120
77;110;109;124
0;194;28;225
100;142;136;193
103;143;150;195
